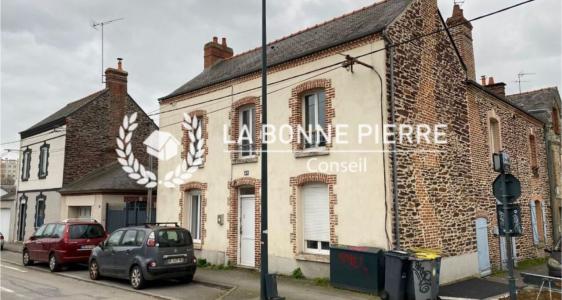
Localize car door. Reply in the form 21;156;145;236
38;224;56;262
113;229;140;278
27;225;46;260
97;230;125;276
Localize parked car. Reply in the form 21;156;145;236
22;219;107;272
546;238;561;278
0;232;4;250
89;223;197;289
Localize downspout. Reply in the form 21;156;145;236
543;124;557;240
383;31;400;250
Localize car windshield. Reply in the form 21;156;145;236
157;229;192;248
69;224;105;239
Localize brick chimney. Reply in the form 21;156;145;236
484;76;507;98
105;57;128;96
204;36;233;69
446;4;475;80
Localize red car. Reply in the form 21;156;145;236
22;220;107;272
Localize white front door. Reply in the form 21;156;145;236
239;195;255;267
475;218;491;276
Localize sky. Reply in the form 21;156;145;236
1;0;561;159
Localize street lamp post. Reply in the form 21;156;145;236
260;0;269;298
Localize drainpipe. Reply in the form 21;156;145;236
543;125;558;241
383;31;401;250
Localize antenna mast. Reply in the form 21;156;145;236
92;18;124;83
514;71;535;93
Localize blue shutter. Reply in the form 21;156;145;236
530;202;538;245
541;201;548;243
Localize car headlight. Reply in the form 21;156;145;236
548;258;561;270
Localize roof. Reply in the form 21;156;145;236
60;162;148;195
0;186;16;201
20;89;108;138
506;87;561;123
161;0;412;100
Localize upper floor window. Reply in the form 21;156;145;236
38;143;50;179
553;107;560;135
489;117;501;154
303;91;327;149
21;148;31;181
530;200;547;244
239;105;256;157
529;134;539;177
301;183;329;255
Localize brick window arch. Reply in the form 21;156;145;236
182;110;208;167
229;97;262;163
179;182;207;245
289;172;337;255
289;79;335;152
226;177;261;266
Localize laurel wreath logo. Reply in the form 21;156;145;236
116;112;204;188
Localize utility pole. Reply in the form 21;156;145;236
260;0;269;298
92;18;124;83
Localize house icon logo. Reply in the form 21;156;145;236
143;131;181;161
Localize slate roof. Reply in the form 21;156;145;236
60;162;147;195
506;87;561;123
20;89;108;138
161;0;412;100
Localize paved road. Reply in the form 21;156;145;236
0;250;229;300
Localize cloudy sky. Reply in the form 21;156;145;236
1;0;560;158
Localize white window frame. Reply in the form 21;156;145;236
302;91;326;149
301;183;330;255
187;190;202;243
238;105;256;157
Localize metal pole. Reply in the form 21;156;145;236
501;167;517;299
260;0;268;298
101;24;104;83
147;154;153;223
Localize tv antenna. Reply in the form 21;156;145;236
514;71;535;93
91;18;124;83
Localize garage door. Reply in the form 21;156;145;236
0;208;10;240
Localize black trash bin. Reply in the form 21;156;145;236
406;256;441;300
330;245;385;294
384;250;411;300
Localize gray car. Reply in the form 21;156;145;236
89;223;197;289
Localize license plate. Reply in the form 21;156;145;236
166;257;185;264
80;245;95;250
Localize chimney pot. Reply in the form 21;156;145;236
481;75;487;86
213;36;218;43
488;77;495;85
222;37;227;46
204;36;234;69
117;57;123;70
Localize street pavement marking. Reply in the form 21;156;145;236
0;264;27;273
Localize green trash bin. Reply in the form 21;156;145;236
330;245;385;294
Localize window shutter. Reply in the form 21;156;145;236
541;201;548;242
530;201;538;245
303;184;329;242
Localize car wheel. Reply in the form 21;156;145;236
130;265;145;290
49;254;60;272
182;274;194;283
89;260;101;280
22;249;33;266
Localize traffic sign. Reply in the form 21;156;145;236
493;174;521;204
496;204;522;236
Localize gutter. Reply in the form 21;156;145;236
383;31;401;250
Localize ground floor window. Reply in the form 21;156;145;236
69;206;92;219
187;190;202;242
35;194;46;228
18;195;27;241
302;183;330;255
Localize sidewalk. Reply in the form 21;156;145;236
1;243;376;300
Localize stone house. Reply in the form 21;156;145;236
506;87;562;242
13;60;157;241
156;0;552;283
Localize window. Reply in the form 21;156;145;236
530;200;547;244
38;143;49;179
121;230;138;246
21;148;31;181
553;107;560;135
34;225;47;238
135;231;146;246
157;229;192;247
17;196;27;241
489;118;501;153
302;183;330;254
302;91;327;149
107;230;124;246
69;224;105;239
529;134;539;176
187;190;202;242
35;195;46;228
239;105;256;157
53;224;65;238
43;223;56;237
